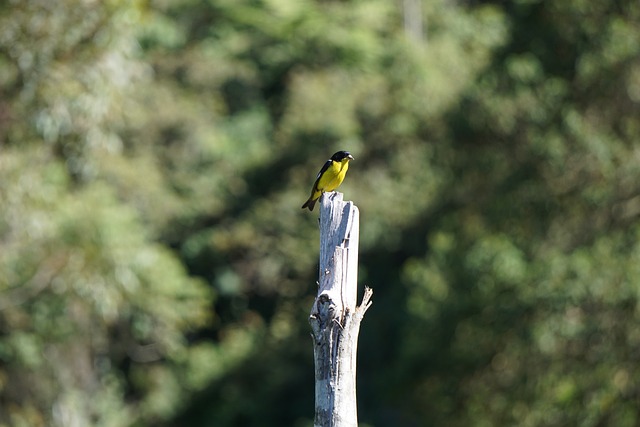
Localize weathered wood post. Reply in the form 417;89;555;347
309;192;373;427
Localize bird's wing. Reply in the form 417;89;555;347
312;159;334;192
316;159;332;180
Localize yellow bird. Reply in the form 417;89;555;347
302;151;354;211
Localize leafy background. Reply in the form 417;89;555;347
1;0;640;426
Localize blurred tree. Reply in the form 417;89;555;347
0;1;255;426
2;0;640;426
378;1;640;426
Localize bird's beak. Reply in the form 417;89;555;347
347;154;354;160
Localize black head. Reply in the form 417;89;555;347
330;151;354;162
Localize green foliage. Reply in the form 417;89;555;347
1;0;640;426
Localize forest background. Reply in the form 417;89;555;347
1;0;640;426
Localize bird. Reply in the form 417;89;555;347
302;150;354;211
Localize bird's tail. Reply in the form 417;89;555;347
301;197;317;211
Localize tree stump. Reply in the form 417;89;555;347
309;192;373;427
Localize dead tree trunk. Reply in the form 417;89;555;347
309;192;373;427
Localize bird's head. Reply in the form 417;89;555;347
331;151;355;163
